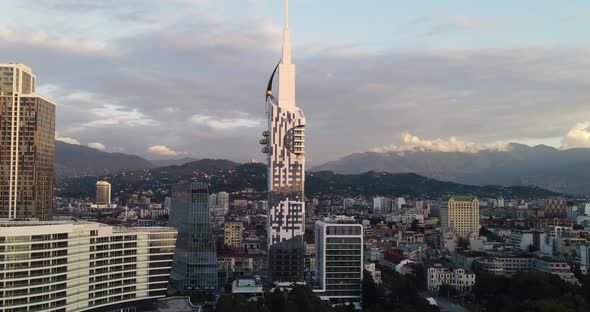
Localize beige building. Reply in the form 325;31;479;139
96;181;112;206
224;221;244;247
0;64;55;220
441;196;480;238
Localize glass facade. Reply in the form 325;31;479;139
169;182;218;291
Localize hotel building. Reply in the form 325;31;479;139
262;0;306;283
0;220;177;312
315;221;363;303
440;196;480;238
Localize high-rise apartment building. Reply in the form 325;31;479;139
315;221;363;303
224;221;244;247
440;196;480;238
169;182;218;291
372;197;394;214
261;0;306;283
96;181;112;206
0;220;177;311
0;64;55;220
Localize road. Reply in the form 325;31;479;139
433;297;470;312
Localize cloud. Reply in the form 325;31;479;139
370;132;509;154
87;142;106;151
561;122;590;149
410;15;497;36
56;136;80;145
147;145;178;156
0;26;113;57
190;114;261;130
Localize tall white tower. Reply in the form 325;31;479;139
261;0;306;282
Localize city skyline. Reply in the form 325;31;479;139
1;1;590;165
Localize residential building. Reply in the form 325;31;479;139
224;221;244;247
96;181;112;207
427;266;476;293
440;196;480;238
0;64;55;220
544;198;567;218
508;230;547;251
169;182;218;291
264;0;306;283
0;220;177;311
315;221;363;303
372;197;393;214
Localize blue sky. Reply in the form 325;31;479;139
1;0;590;163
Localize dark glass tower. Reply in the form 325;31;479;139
169;182;218;291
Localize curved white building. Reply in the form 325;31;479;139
0;220;177;312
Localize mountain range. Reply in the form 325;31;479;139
55;141;198;177
55;161;559;202
55;140;589;195
312;143;590;195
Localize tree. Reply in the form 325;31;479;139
362;270;380;308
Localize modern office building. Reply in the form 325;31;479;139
440;196;480;238
261;0;306;283
224;221;244;247
96;181;112;207
169;182;218;291
0;63;55;220
315;221;363;303
0;220;177;312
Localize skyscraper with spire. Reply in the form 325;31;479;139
261;0;306;282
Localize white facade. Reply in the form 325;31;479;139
427;267;476;293
315;221;363;302
265;0;306;282
0;220;177;311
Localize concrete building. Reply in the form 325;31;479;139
170;182;218;291
263;0;306;283
0;64;55;220
427;266;476;293
224;221;244;247
96;181;112;207
441;196;480;238
315;221;363;303
0;220;177;311
508;230;547;251
372;197;393;214
544;198;567;218
477;256;578;283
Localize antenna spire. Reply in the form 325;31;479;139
282;0;291;64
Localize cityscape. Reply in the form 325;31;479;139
2;1;590;312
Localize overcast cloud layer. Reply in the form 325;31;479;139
2;1;590;164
